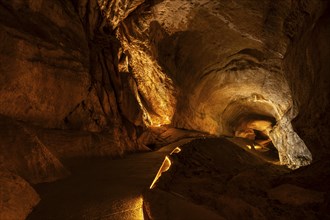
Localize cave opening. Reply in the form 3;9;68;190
232;113;279;162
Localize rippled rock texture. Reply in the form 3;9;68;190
109;0;329;168
0;0;140;148
0;0;90;128
0;0;142;168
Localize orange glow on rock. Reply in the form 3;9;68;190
253;144;263;150
170;147;181;155
149;156;172;189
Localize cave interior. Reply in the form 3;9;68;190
0;0;330;219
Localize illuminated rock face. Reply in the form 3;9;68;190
0;0;141;153
0;0;90;128
0;1;327;173
104;0;329;168
0;2;143;217
0;1;329;219
98;0;177;127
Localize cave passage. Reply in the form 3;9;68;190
1;0;329;219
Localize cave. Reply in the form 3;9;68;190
0;0;329;219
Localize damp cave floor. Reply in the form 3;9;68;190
27;136;330;220
27;139;193;220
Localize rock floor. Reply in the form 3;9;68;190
144;138;330;220
27;139;192;220
27;137;330;220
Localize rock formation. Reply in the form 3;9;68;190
0;115;70;184
108;0;329;168
0;0;329;219
144;138;329;219
0;171;40;220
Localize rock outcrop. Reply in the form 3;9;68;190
0;115;69;184
0;171;40;220
0;0;144;155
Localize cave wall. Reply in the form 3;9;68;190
115;0;297;134
284;3;330;159
0;0;90;128
0;0;329;218
112;0;329;168
0;2;145;217
0;0;144;151
0;0;328;172
0;1;145;217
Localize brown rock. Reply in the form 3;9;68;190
98;0;145;29
0;0;143;158
0;115;70;184
144;188;225;220
0;1;90;129
216;195;266;220
110;0;328;168
268;184;324;206
0;170;40;220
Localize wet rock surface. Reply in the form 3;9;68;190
26;139;191;220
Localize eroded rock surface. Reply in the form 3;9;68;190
106;0;330;168
0;0;329;218
284;3;330;159
0;0;90;128
0;0;145;158
0;171;40;220
0;115;69;184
